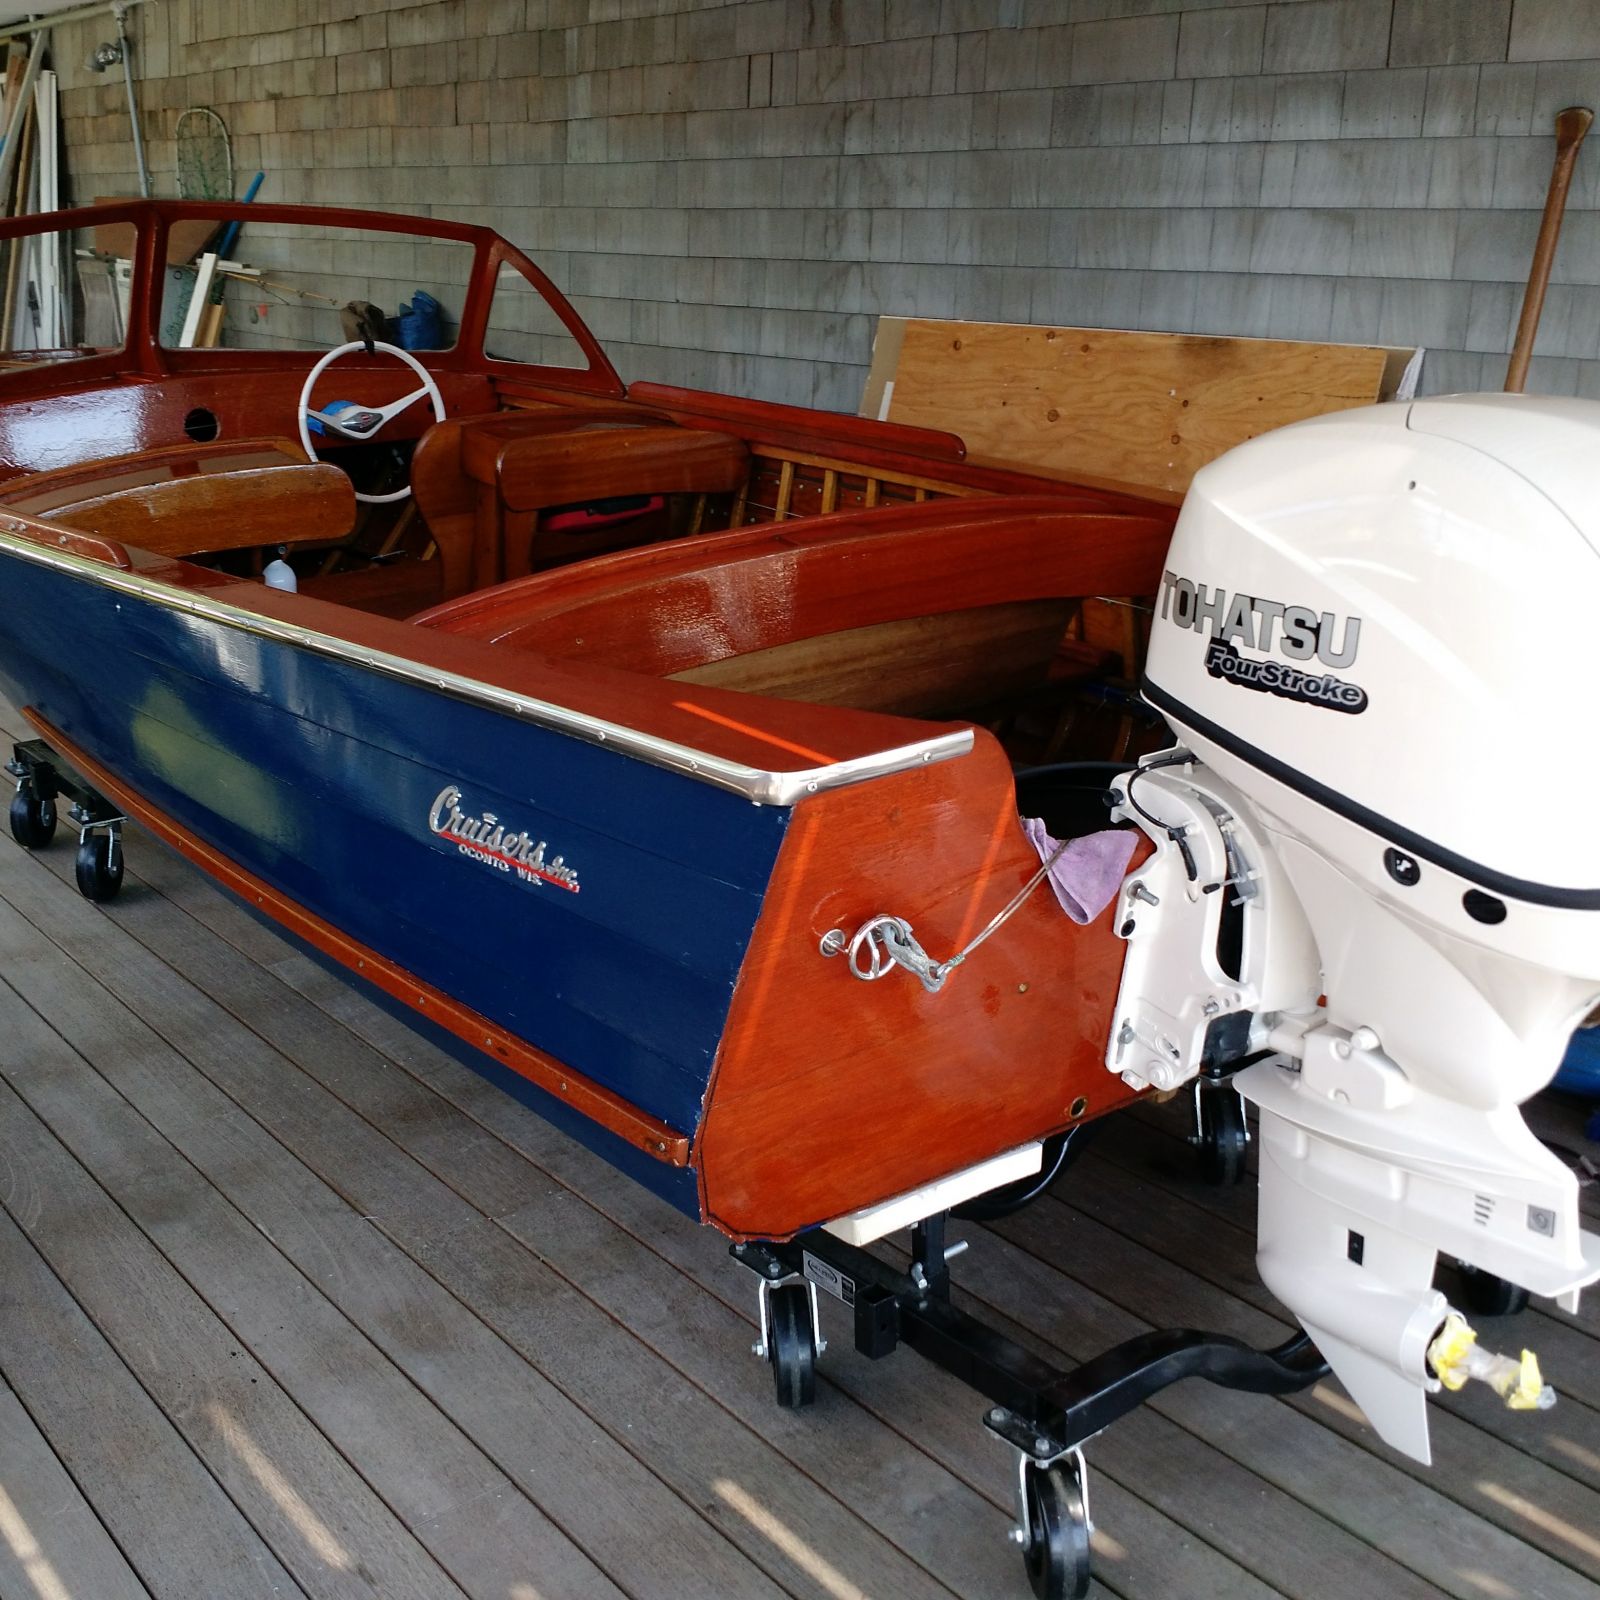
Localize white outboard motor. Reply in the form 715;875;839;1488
1107;393;1600;1463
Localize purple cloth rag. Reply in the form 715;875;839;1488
1020;820;1139;925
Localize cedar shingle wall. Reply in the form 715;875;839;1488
43;0;1600;410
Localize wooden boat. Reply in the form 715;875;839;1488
10;202;1408;1600
14;201;1594;1600
0;200;1177;1240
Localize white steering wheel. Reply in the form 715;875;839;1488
297;339;446;504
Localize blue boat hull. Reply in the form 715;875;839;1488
229;885;707;1213
0;544;792;1212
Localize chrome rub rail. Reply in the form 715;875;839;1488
0;528;973;806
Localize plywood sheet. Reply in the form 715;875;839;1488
93;201;216;265
863;317;1413;497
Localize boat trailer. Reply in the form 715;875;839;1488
7;738;127;903
734;1209;1329;1600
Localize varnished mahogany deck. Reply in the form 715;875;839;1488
0;690;1595;1600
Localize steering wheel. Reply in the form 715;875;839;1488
297;339;445;504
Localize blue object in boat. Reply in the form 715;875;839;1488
395;291;444;350
306;398;358;436
1555;1025;1600;1097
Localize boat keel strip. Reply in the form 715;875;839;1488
733;1214;1329;1600
19;717;692;1166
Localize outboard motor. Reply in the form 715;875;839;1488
1107;394;1600;1461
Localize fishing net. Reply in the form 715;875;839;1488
175;107;232;200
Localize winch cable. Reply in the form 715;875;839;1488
840;751;1198;993
845;837;1072;994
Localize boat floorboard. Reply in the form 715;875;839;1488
0;697;1596;1600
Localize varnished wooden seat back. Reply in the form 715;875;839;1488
0;437;355;559
412;406;748;593
478;420;749;514
488;420;748;582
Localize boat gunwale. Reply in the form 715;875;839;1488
0;519;975;806
408;490;1159;631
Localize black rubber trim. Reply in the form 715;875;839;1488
1143;676;1600;912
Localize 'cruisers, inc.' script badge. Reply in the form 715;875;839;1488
427;785;581;892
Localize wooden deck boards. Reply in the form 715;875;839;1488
0;699;1596;1599
0;1376;151;1600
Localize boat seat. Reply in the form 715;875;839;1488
0;436;355;560
432;410;749;588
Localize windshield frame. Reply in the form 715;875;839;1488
0;199;624;401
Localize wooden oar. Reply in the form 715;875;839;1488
1505;105;1593;393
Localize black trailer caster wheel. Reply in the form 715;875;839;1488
1021;1459;1092;1600
1195;1085;1249;1186
74;831;123;903
766;1283;816;1409
9;785;56;849
1458;1265;1531;1318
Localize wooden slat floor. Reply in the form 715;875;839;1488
0;702;1597;1600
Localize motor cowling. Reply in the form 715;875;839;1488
1143;394;1600;981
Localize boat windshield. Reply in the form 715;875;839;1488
156;218;480;354
0;202;614;387
0;217;111;371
